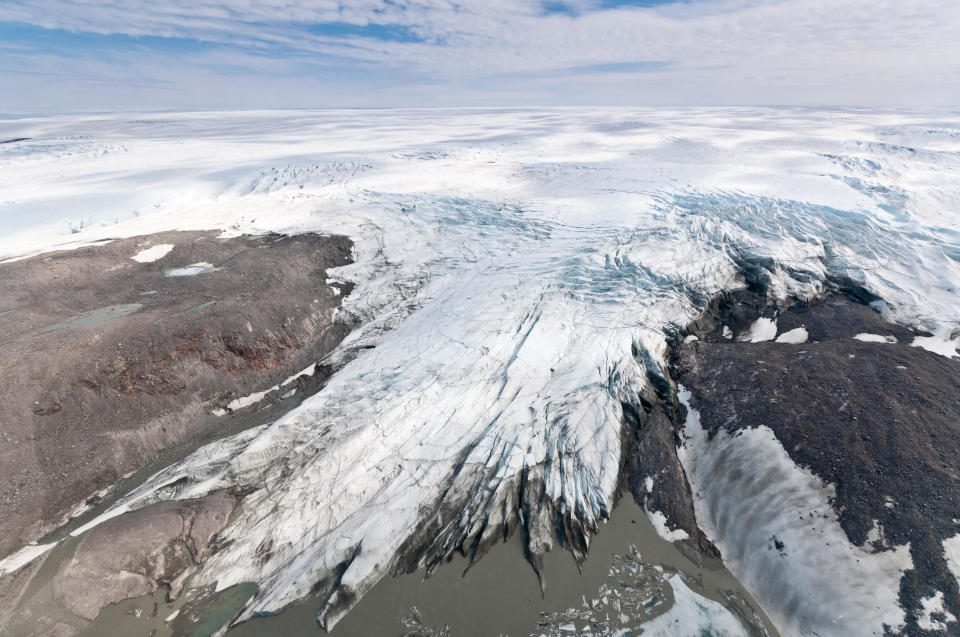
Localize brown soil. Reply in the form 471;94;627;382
0;230;354;559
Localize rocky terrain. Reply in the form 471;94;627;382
624;286;960;636
0;230;353;560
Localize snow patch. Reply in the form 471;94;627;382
225;364;318;412
164;262;219;277
131;243;174;263
740;317;777;342
677;385;912;637
775;326;808;344
944;534;960;587
644;508;689;543
912;332;960;358
853;333;897;343
917;591;956;631
0;542;55;577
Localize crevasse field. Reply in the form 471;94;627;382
2;108;959;635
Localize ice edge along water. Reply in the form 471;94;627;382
1;109;959;633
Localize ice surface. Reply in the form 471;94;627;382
677;386;913;636
1;109;959;630
638;574;746;637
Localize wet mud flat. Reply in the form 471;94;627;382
50;495;772;637
0;229;353;566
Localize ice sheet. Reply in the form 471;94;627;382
1;108;959;630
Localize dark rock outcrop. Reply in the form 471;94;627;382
624;403;721;565
672;292;960;635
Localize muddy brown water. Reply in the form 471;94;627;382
6;494;776;637
237;496;776;637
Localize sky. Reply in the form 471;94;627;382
0;0;958;113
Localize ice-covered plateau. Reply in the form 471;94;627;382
1;108;959;634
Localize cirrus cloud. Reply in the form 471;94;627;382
1;0;958;112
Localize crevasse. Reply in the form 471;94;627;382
80;191;959;628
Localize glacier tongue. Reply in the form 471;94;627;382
79;202;743;627
81;189;959;629
4;109;960;629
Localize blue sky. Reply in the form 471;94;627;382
1;0;958;113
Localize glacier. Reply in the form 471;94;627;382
1;108;960;633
